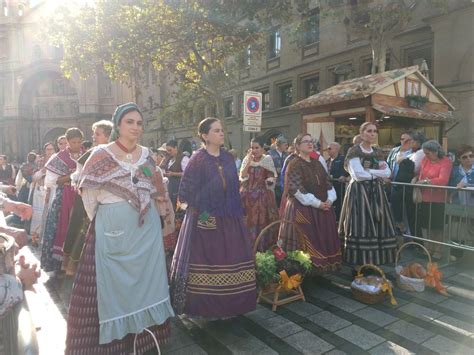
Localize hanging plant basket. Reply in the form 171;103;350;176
406;95;429;109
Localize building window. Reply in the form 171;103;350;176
330;64;352;85
223;97;233;118
304;76;319;98
362;55;391;75
303;9;320;46
404;44;433;81
268;29;281;59
279;83;293;107
237;93;244;117
261;89;270;111
406;79;421;96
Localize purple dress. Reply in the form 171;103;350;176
170;148;256;318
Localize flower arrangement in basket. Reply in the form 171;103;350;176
351;264;397;305
255;242;312;292
395;242;448;296
254;220;312;311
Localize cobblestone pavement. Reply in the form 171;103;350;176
24;245;474;354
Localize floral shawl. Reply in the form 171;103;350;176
45;149;77;177
79;146;161;225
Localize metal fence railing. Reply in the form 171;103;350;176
331;179;474;263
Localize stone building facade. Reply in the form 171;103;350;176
156;0;473;154
0;0;133;160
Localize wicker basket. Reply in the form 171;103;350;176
395;242;431;292
254;220;307;311
351;264;397;305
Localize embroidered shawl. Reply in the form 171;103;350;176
178;148;243;217
79;146;160;225
284;156;332;201
45;149;77;176
240;154;277;180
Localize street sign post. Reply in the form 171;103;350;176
243;91;262;133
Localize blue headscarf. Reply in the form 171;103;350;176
109;102;142;141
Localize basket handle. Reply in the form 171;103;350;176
252;219;307;255
356;263;397;306
395;242;432;269
356;264;387;282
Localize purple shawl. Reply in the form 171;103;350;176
178;148;243;217
45;149;77;176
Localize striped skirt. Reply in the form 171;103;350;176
338;179;398;265
66;221;170;354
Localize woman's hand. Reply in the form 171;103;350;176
57;175;71;186
456;181;466;189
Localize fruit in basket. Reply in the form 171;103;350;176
400;262;426;279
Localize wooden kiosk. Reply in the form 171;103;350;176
291;66;455;154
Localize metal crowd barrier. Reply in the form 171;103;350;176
330;178;474;260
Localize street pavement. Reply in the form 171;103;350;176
22;245;474;354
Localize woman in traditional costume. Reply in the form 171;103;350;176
29;142;56;245
40;128;83;272
162;139;190;210
62;120;113;276
339;122;398;265
152;147;176;273
66;103;174;354
279;133;341;270
239;136;278;244
170;117;256;319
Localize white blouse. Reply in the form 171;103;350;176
347;145;391;181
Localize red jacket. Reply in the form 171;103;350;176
419;156;453;203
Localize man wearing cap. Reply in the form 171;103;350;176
269;135;289;207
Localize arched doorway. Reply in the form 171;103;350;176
17;71;79;156
43;127;67;147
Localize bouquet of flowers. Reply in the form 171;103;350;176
255;241;312;291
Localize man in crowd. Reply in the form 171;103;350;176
269;135;289;207
387;131;414;181
326;142;349;220
0;155;16;187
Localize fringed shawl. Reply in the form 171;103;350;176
178;148;243;217
344;144;385;172
45;149;77;176
284;156;332;201
79;146;159;225
240;154;277;181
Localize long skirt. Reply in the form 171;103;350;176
280;198;342;270
41;187;64;272
62;196;89;275
339;179;398;265
29;185;46;237
52;185;76;262
66;203;173;354
169;208;256;318
241;187;278;246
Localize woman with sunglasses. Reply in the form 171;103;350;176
339;122;398;266
450;145;474;201
279;133;341;270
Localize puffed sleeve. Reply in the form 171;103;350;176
81;188;100;220
178;153;199;205
347;157;373;181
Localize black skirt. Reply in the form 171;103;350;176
339;179;398;265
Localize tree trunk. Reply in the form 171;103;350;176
377;40;387;73
215;95;232;148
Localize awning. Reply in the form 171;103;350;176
373;104;454;122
